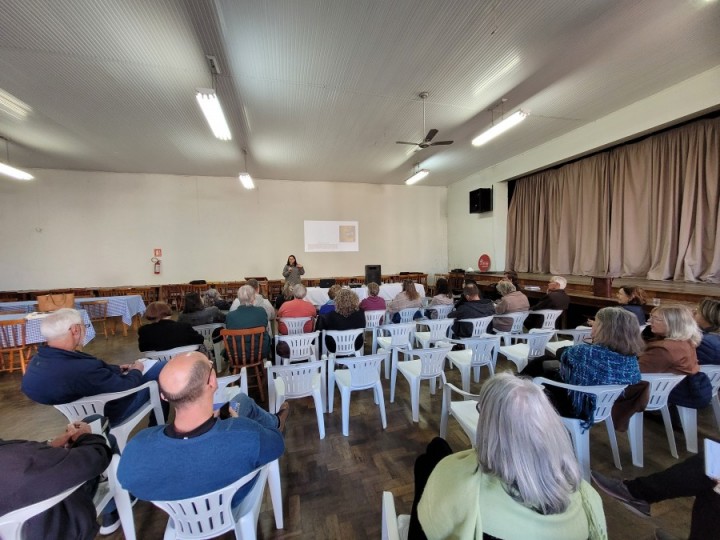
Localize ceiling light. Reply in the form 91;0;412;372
405;168;429;185
238;148;255;189
0;137;33;180
472;109;528;147
196;88;232;141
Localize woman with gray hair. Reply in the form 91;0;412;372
413;373;607;539
493;280;529;332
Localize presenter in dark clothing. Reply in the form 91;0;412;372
282;254;305;286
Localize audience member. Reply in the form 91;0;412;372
493;280;530;332
0;420;114;538
319;284;342;315
359;282;386;312
274;281;294;310
316;288;365;354
447;283;495;338
118;352;285;509
277;284;316;334
429;278;454;306
616;286;648;325
411;373;606;540
525;276;570;329
138;301;204;353
230;279;276;338
503;269;520;289
225;285;271;358
640;305;712;409
177;292;225;326
694;297;720;365
22;308;165;426
592;452;719;540
282;254;305;286
387;279;423;321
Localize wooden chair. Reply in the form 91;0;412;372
82;299;109;339
221;327;267;402
164;285;185;311
267;280;283;301
0;318;29;374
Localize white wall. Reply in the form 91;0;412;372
0;171;448;289
447;66;720;272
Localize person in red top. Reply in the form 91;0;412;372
277;284;316;334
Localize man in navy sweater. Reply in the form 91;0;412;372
22;308;165;426
118;351;285;506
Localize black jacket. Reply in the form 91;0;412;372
448;299;495;338
138;319;205;352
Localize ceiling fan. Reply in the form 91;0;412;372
396;92;454;149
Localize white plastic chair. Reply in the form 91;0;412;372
528;309;563;330
54;380;164;452
625;373;686;467
395;308;419;323
381;491;410;540
151;462;270;540
455;316;494;338
193;323;225;364
266;360;326;438
322;329;364;358
533;377;627;481
700;365;720;431
213;369;249;407
424;304;453;319
392;346;452;422
414;319;453;349
364;310;386;354
493;311;530;345
144;344;200;362
376;323;415;380
278;317;313;335
274;331;319;365
329;354;387;436
95;454;137;540
439;382;480;447
499;330;555;372
444;335;501;392
545;328;591;357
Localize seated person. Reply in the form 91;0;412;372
118;352;285;509
0;420;114;539
429;278;454;306
274;282;294;310
615;286;648;325
640;304;712;409
230;279;276;338
318;284;342;315
525;276;570;329
447;283;494;338
694;297;720;365
22;308;166;426
493;280;530;332
387;279;423;321
316;288;365;354
225;284;271;358
359;282;386;312
137;301;204;353
277;284;316;334
178;292;226;326
411;373;606;540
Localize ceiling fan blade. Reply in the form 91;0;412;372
396;141;419;146
423;129;438;143
430;140;454;146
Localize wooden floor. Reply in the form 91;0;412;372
1;330;717;540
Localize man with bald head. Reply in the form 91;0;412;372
118;352;284;506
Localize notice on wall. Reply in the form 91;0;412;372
304;221;359;252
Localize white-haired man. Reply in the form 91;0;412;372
22;308;165;426
526;275;570;329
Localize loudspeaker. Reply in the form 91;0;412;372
365;264;381;285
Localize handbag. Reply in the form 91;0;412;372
37;293;75;312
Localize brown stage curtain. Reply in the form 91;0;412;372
507;117;720;282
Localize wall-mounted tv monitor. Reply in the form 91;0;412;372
469;187;493;214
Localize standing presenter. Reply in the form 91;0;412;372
282;254;305;286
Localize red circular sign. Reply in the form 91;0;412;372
478;254;491;272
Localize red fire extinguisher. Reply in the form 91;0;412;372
151;257;161;274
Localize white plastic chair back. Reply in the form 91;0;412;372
425;304;453;319
377;323;415;347
323;329;364;357
213;369;248;406
556;328;592;345
458;316;493;337
267;360;326;438
396;308;418;323
279;317;312;335
499;311;529;333
407;346;452;379
439;382;481;446
0;483;84;540
95;454;137;540
144;344;200;362
274;331;319;365
526;330;555;358
529;309;563;330
193;323;225;359
414;319;453;348
443;335;501;392
338;354;385;388
151;464;268;540
700;365;720;430
499;331;554;372
381;492;410;540
364;310;385;329
642;373;686;412
54;380;164;452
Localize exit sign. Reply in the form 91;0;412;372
154;248;162;257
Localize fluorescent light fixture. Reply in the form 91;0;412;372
405;169;429;185
195;88;232;141
0;161;33;180
472;110;528;146
238;172;255;189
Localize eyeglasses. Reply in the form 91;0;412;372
649;315;665;322
207;361;216;384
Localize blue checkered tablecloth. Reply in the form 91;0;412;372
0;309;96;345
75;295;146;326
0;300;36;314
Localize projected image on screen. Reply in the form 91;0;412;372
304;221;359;252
